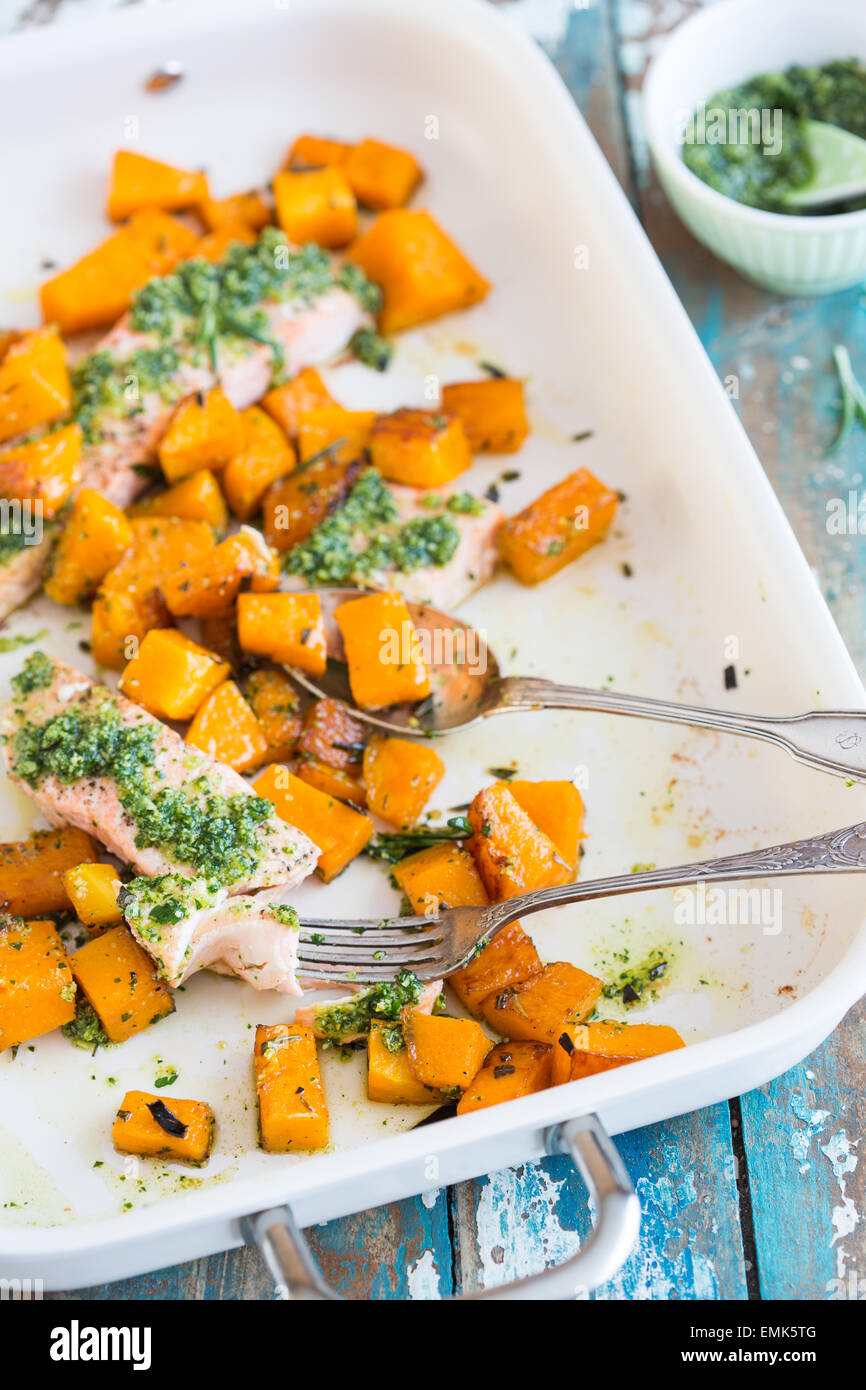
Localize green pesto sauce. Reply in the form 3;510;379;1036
62;996;111;1052
10;688;273;887
284;468;461;585
683;59;866;211
601;947;669;1007
10;650;54;698
313;967;424;1044
349;326;393;372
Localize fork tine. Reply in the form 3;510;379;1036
297;961;446;984
299;915;435;937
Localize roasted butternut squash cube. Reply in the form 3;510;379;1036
186;679;270;772
363;736;444;828
369;408;471;488
286;134;353;169
107;149;208;221
255;1023;329;1151
368;1020;435;1104
0;423;82;519
0;918;76;1050
262;454;362;553
273;167;357;249
498;468;619;586
565;1021;686;1081
194;223;257;262
441;378;528;454
479;962;602;1044
113;1090;215;1166
237;591;327;676
44;488;133;605
254;766;373;882
393;842;488;916
129;469;228;532
199;188;271;232
221;407;296;520
298;697;367;773
347;209;490;334
70;925;175;1043
335;590;431;709
297;406;376;467
40;209;198;335
296;760;366;807
0;327;70;444
457;1040;552;1114
162;532;276;619
158;387;244;483
450;921;542;1016
343;137;423;210
261;367;337;439
507;779;585;871
244;668;303;762
402;1008;491;1097
468;783;570;901
0;827;98;918
118;627;229;720
62;862;123;931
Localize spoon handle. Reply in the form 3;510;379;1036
493;676;866;782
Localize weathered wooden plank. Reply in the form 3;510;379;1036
307;1187;453;1299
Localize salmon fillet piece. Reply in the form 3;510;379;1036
120;874;304;994
2;656;318;893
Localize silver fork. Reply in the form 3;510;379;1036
297;820;866;982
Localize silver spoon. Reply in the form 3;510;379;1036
286;587;866;782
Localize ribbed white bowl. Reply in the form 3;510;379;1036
644;0;866;296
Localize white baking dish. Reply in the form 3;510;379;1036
2;0;866;1296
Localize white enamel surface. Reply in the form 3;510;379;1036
1;0;866;1286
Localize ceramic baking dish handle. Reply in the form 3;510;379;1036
244;1113;640;1300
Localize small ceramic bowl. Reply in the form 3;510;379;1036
643;0;866;295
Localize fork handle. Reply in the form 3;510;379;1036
484;820;866;934
494;676;866;782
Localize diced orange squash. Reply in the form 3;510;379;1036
297;406;376;467
467;783;570;901
296;759;366;807
186;679;270;772
363;736;444;828
479;962;602;1044
158;387;243;483
286;134;353;170
457;1040;552;1114
498;468;619;586
71;925;175;1043
118;627;229;720
221;407;296;520
0;827;98;918
347;209;490;334
44;488;133;605
261;367;337;439
450;922;542;1016
162;531;276;619
244;668;303;762
369;408;471;488
129;469;228;531
40;209;199;335
91;516;214;669
262;453;362;553
506;779;585;871
334;590;431;709
254;766;373;882
113;1090;214;1166
565;1021;686;1080
393;842;488;916
367;1020;435;1104
273;167;357;248
255;1022;329;1151
402;1008;491;1097
298;696;367;773
0;422;82;518
62;862;123;931
0;327;70;444
194;222;257;262
107;149;208;222
0;918;75;1050
441;379;528;454
343;137;423;210
237;591;326;675
199;188;271;232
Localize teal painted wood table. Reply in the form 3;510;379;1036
10;0;865;1299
